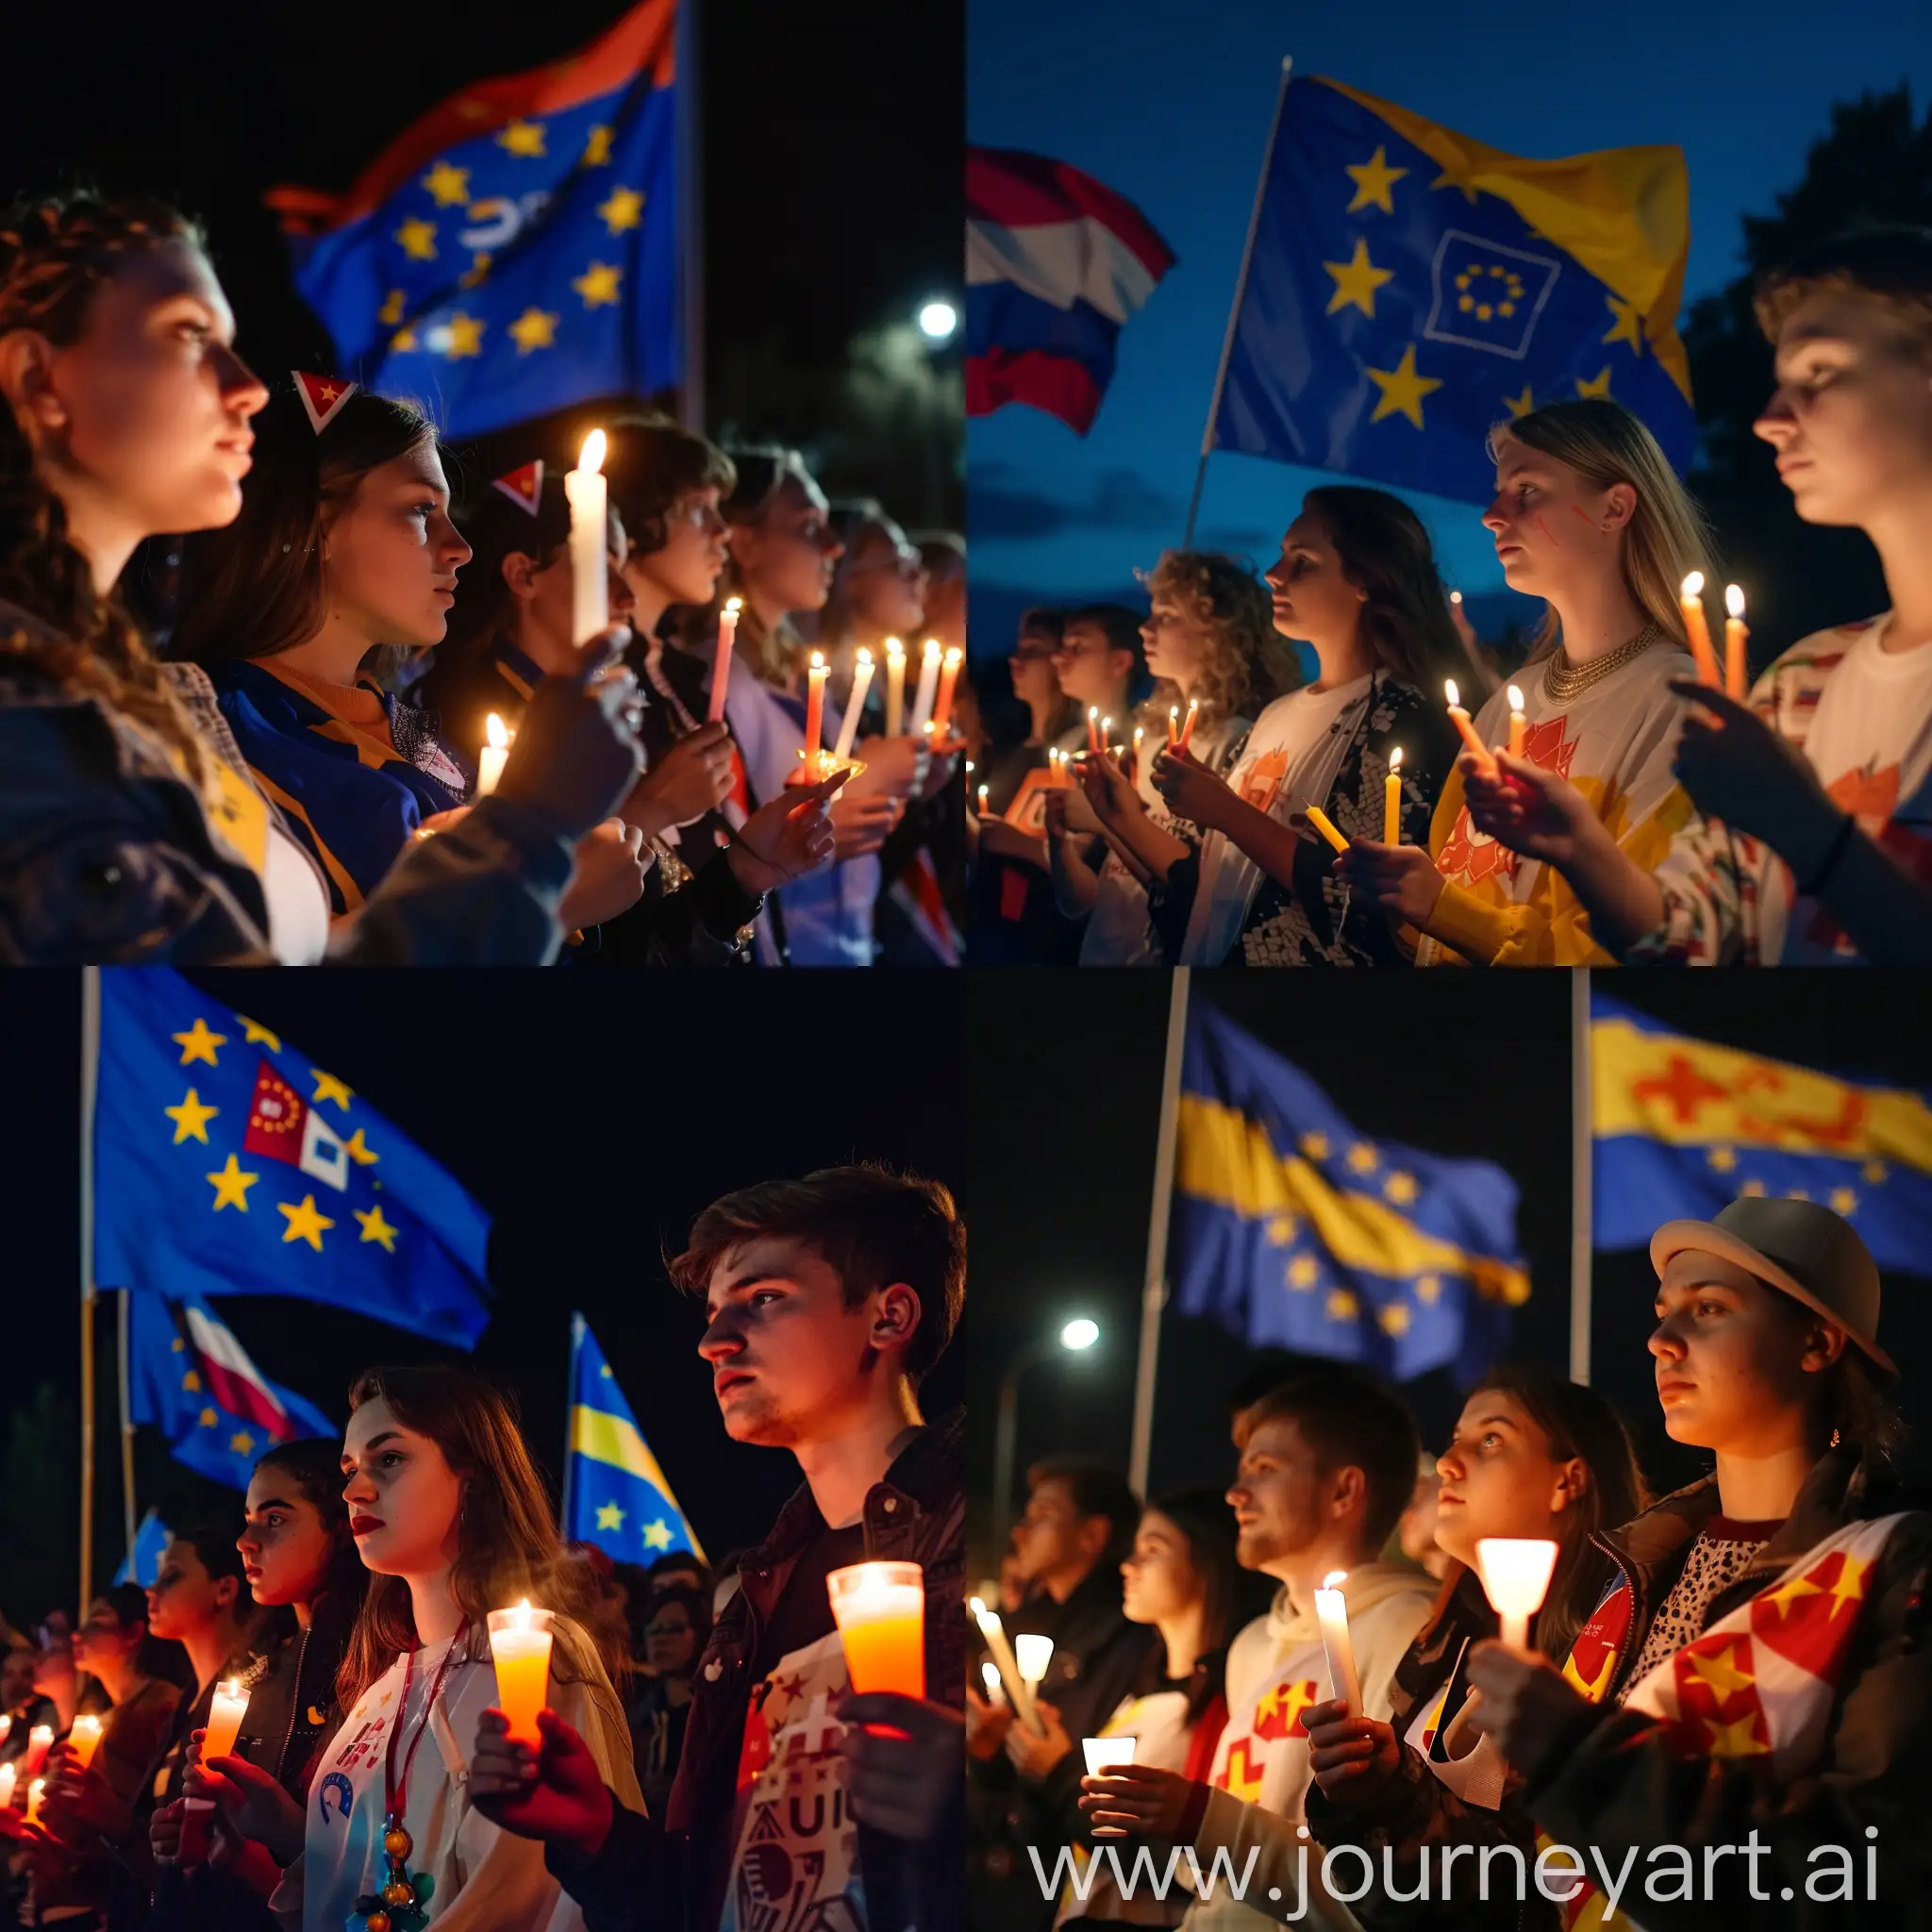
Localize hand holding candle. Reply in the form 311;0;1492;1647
67;1714;104;1772
487;1601;556;1746
1679;573;1720;688
564;430;609;648
1474;1538;1559;1655
1304;805;1349;854
1724;585;1750;701
1313;1570;1363;1717
477;712;512;796
0;1762;14;1809
832;647;874;762
1444;679;1495;774
1081;1737;1139;1836
707;597;741;724
1384;746;1404;845
1507;685;1527;759
969;1597;1039;1729
827;1561;925;1700
803;651;828;778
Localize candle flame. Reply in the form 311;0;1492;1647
486;711;508;751
857;644;873;666
1322;1570;1348;1589
1390;745;1403;773
724;595;742;616
514;1596;532;1630
1101;717;1112;736
1170;706;1178;721
577;428;606;475
217;1677;242;1698
1450;589;1462;605
1507;684;1524;711
886;637;905;658
1681;570;1704;598
1444;678;1460;708
943;644;963;666
1725;583;1745;618
969;1595;988;1618
809;650;824;671
1089;706;1099;724
924;637;940;656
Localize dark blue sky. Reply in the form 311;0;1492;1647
967;0;1930;628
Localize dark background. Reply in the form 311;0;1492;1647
964;971;1932;1578
1;972;967;1625
0;0;963;529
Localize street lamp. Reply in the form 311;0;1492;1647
992;1317;1101;1555
918;299;958;342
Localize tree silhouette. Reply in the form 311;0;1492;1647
1686;86;1932;659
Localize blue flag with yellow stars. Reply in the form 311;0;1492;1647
1592;995;1932;1269
1213;75;1693;503
563;1314;706;1565
1170;1000;1527;1383
92;970;493;1346
266;0;679;438
114;1508;174;1588
126;1291;337;1491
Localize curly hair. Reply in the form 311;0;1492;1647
1136;549;1292;737
0;190;213;783
1754;225;1932;360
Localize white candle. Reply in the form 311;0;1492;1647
1474;1538;1559;1655
564;429;608;647
909;638;941;737
970;1596;1041;1731
0;1761;14;1808
1081;1736;1139;1837
708;597;741;724
67;1714;104;1771
980;1659;1006;1706
1313;1570;1363;1717
1015;1631;1055;1698
202;1677;251;1763
832;647;874;763
24;1724;53;1776
477;712;512;796
883;638;907;737
0;1715;9;1745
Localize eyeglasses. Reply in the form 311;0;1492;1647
769;515;841;553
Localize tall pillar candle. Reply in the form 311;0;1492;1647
1678;573;1720;687
1724;585;1750;701
24;1725;52;1777
708;597;741;723
883;639;907;736
201;1678;250;1763
802;651;827;776
970;1597;1041;1731
832;647;874;762
67;1714;104;1771
1312;1570;1363;1716
909;639;941;737
1507;685;1527;759
1444;679;1495;775
929;646;963;739
564;429;609;648
1384;745;1404;845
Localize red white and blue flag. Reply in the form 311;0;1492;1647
966;146;1175;435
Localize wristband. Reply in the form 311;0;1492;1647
1797;810;1855;897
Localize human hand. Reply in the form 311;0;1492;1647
730;771;842;891
1302;1697;1402;1805
1333;837;1447;926
1464;1641;1592;1775
469;1707;616;1860
849;734;931;801
1149;746;1232;830
1074;751;1142;828
415;806;473;839
626;721;734;834
1078;1762;1199;1840
495;626;644;838
189;1748;308;1866
964;1682;1015;1761
558;819;650;929
1460;749;1605;867
837;1692;964;1841
829;786;900;859
1002;1695;1073;1781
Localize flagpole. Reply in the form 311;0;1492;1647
1128;969;1191;1497
78;968;101;1613
676;0;704;433
561;1314;583;1536
1183;56;1291;548
1570;967;1593;1385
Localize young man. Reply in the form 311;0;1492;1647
1086;1371;1435;1928
1461;225;1932;964
470;1163;967;1932
1468;1198;1932;1923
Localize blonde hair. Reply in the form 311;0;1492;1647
1136;550;1294;738
1488;399;1713;658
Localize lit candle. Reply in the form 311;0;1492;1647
1099;718;1113;760
67;1714;104;1771
1507;684;1527;759
1724;585;1750;701
24;1725;53;1776
1015;1632;1055;1707
981;1660;1005;1706
910;638;941;737
977;783;990;817
476;711;512;797
1444;679;1495;774
202;1677;251;1763
487;1600;556;1746
929;646;964;739
826;1560;926;1700
1167;705;1179;747
1450;589;1463;608
883;638;907;736
1384;745;1404;846
1132;724;1144;772
969;1597;1036;1726
1087;706;1102;756
564;429;608;648
1679;572;1720;687
707;597;741;724
0;1715;10;1746
1474;1537;1559;1655
25;1777;44;1825
0;1762;12;1808
1305;805;1350;854
803;651;827;777
1177;697;1200;751
1312;1570;1363;1717
1081;1736;1140;1838
832;646;874;763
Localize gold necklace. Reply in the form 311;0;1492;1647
1541;622;1666;702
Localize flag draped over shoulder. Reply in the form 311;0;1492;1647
266;0;679;438
1214;75;1692;503
92;969;493;1345
1169;1001;1526;1383
1591;994;1932;1270
564;1315;706;1564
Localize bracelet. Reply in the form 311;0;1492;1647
1797;810;1856;897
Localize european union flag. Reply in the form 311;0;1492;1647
1170;1001;1527;1384
562;1314;706;1565
1592;994;1932;1271
114;1508;174;1588
127;1292;336;1491
92;970;493;1346
1214;75;1693;503
267;0;679;438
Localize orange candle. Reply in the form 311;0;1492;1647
67;1714;104;1771
1087;707;1102;755
826;1561;925;1699
1305;805;1350;854
1166;705;1179;747
803;651;827;776
707;597;741;724
930;646;963;738
1507;684;1526;759
202;1678;250;1763
1383;746;1404;845
487;1601;556;1746
1679;573;1720;687
0;1761;13;1809
1443;679;1495;774
25;1778;44;1826
1724;585;1749;700
1177;697;1200;750
24;1725;53;1776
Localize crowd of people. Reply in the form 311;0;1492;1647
970;1194;1932;1927
1;1163;969;1931
0;190;965;966
965;225;1932;967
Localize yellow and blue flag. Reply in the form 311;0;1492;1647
1214;75;1692;503
92;970;493;1346
266;0;680;438
1592;995;1932;1268
1171;1001;1527;1383
114;1509;174;1588
563;1314;706;1565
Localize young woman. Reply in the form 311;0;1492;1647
817;502;929;718
1143;488;1464;968
1334;399;1707;967
625;1582;709;1819
0;191;643;965
260;1367;640;1932
1070;552;1285;965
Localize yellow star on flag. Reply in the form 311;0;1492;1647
1603;296;1645;352
1707;1146;1738;1173
508;308;559;354
1289;1257;1321;1290
496;118;547;158
1503;384;1535;419
182;1370;201;1392
1787;1187;1811;1203
1324;1289;1359;1322
1344;145;1408;214
165;1088;219;1145
583;125;614;165
1740;1178;1768;1197
1429;154;1481;203
278;1194;335;1252
1299;1133;1329;1160
423;161;470;208
442;313;486;358
1575;366;1614;400
642;1520;675;1552
395;218;437;261
310;1069;355;1111
391;326;419;354
354;1204;399;1253
1367;345;1442;429
343;1128;378;1167
1346;1142;1379;1174
173;1017;227;1067
200;1407;218;1428
205;1155;258;1213
1379;1303;1411;1337
238;1015;281;1052
1830;1188;1857;1215
1265;1213;1296;1245
597;186;644;234
573;261;623;308
1384;1171;1419;1206
1762;1570;1823;1619
596;1502;625;1531
1828;1551;1872;1619
1685;1642;1755;1698
1324;237;1395;318
1416;1275;1441;1305
378;290;407;327
1704;1711;1769;1758
1862;1158;1889;1184
230;1431;256;1457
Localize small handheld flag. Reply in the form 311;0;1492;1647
291;371;358;434
492;461;545;514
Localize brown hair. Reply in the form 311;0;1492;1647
719;445;824;684
0;191;215;782
337;1366;623;1708
1137;549;1294;735
604;411;736;561
1236;1369;1420;1554
666;1163;966;1385
171;384;439;675
439;470;573;677
1754;225;1932;358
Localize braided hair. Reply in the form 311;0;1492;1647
0;190;213;782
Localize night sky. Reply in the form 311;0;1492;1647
965;972;1932;1575
966;0;1930;646
1;972;965;1624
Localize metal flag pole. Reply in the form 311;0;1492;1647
78;968;101;1611
1128;968;1191;1497
1183;56;1292;548
1570;968;1593;1385
561;1313;584;1535
675;0;705;434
